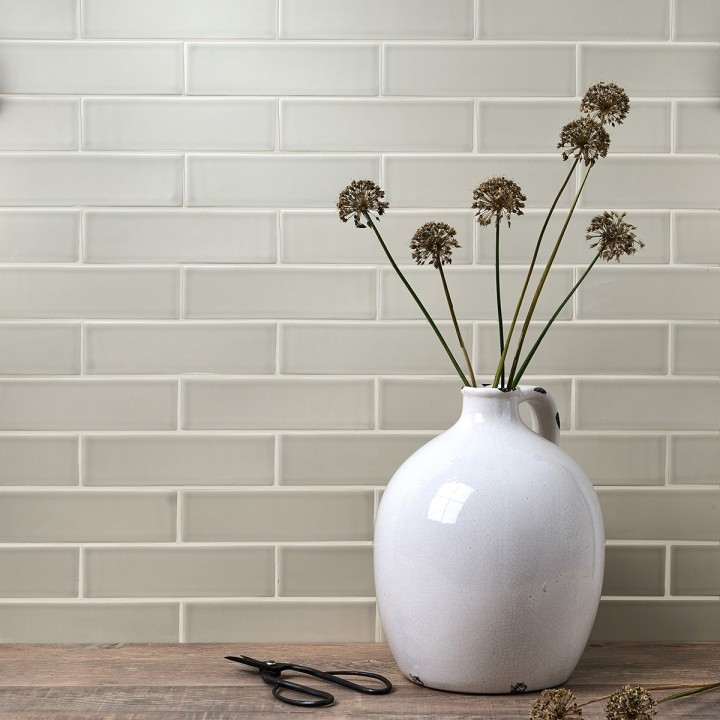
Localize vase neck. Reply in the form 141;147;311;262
459;387;522;426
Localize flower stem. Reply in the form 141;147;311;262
511;251;600;388
658;681;720;703
438;262;477;387
365;214;470;387
492;157;579;389
577;681;720;708
507;161;593;389
494;218;505;388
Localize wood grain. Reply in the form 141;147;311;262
0;643;717;719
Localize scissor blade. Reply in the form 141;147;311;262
225;655;269;670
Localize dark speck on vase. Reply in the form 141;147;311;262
511;682;528;693
533;386;547;395
555;412;560;428
409;674;424;686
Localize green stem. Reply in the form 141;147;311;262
511;252;600;388
578;681;720;709
438;263;477;387
507;161;593;388
492;156;579;389
494;218;505;389
365;214;470;387
658;681;720;703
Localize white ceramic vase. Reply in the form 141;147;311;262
374;386;604;694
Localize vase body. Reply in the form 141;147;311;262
374;386;604;694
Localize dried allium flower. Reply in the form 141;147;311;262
586;211;643;262
605;685;657;720
472;176;526;227
558;117;610;165
581;81;630;127
410;221;460;268
337;179;389;229
529;688;583;720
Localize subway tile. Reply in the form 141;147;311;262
0;0;76;38
0;603;178;642
281;100;473;152
476;322;668;377
0;41;182;94
83;98;275;151
279;433;433;486
0;268;179;319
185;268;375;320
83;434;274;487
0;210;79;262
0;98;78;150
580;157;720;210
185;600;375;642
673;0;720;40
0;490;176;542
187;154;378;208
577;379;720;431
561;434;666;486
279;545;375;597
478;100;671;154
183;489;374;541
183;378;374;430
671;546;720;595
0;379;177;430
577;267;719;321
673;212;720;265
379;377;571;430
280;0;473;39
83;0;275;38
85;546;274;598
476;210;669;265
85;322;276;375
0;436;78;486
0;323;80;375
603;546;665;596
674;101;720;154
673;324;720;375
598;488;720;540
591;600;720;641
186;43;378;96
281;322;473;375
580;44;719;98
383;44;575;96
670;435;720;485
0;154;183;207
381;266;574;321
84;210;276;264
280;210;474;265
383;156;574;209
478;0;669;40
0;548;78;597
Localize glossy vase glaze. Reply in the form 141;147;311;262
374;386;604;694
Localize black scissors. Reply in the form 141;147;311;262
225;654;393;707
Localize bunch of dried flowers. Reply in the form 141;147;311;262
528;680;720;720
337;82;643;390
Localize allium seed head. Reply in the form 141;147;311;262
529;688;584;720
558;117;611;166
337;179;389;229
604;685;657;720
581;81;630;127
586;211;643;263
472;176;526;227
410;221;460;268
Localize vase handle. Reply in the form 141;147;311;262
517;386;560;446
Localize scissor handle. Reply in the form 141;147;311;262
312;669;393;695
271;677;334;707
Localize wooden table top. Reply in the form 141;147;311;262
0;642;717;719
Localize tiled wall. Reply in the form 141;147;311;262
0;0;718;643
